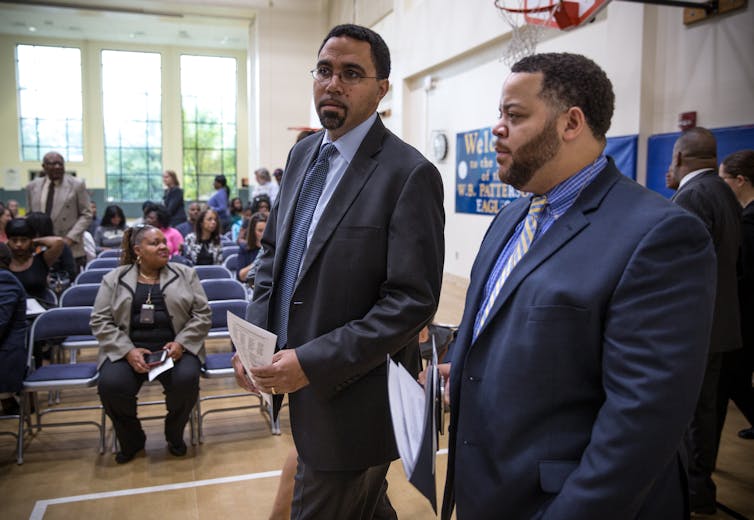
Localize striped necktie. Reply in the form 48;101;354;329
273;143;336;348
473;195;548;341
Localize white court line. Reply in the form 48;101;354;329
30;450;449;519
30;469;281;520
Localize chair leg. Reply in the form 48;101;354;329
16;393;26;465
99;407;106;454
268;401;281;435
189;405;197;446
33;393;41;431
196;396;204;444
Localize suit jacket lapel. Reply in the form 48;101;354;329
296;119;384;284
472;162;621;343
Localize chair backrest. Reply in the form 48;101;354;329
97;249;121;258
208;299;247;329
43;288;58;307
194;265;232;280
201;278;246;301
86;257;119;270
75;268;111;285
222;253;238;273
27;306;94;365
221;245;239;259
60;284;101;307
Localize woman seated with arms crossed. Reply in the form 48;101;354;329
90;225;211;464
237;212;267;285
181;208;222;265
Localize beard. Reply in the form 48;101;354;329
498;116;561;190
318;107;346;131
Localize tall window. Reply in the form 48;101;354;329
102;50;162;202
181;55;237;201
16;45;83;162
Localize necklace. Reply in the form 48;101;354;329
138;269;159;282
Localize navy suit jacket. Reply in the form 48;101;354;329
443;160;717;519
247;117;445;471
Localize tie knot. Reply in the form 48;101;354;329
318;142;336;162
529;195;547;215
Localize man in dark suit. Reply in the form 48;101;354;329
717;150;754;441
441;53;717;520
233;24;444;518
666;129;743;514
25;151;92;268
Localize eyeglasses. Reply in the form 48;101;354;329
310;67;381;85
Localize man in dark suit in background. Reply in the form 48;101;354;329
233;24;444;519
441;53;717;520
26;151;92;269
667;129;743;514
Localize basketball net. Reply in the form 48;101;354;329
495;0;556;67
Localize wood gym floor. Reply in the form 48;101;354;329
1;275;752;520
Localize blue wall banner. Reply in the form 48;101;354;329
455;127;522;215
455;128;639;215
647;124;754;198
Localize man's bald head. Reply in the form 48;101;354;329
667;127;718;188
674;127;717;169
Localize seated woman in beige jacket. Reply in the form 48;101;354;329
91;225;211;464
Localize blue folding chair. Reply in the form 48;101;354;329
97;249;121;258
59;288;101;362
194;265;232;281
200;278;246;302
75;268;110;285
86;257;119;270
223;253;239;275
197;299;279;440
59;284;101;307
221;245;239;259
18;307;106;464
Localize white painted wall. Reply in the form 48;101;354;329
327;0;754;279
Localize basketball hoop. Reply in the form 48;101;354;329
495;0;556;66
495;0;612;66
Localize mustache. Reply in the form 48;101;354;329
317;98;346;110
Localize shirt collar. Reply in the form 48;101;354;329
544;155;607;219
323;112;378;164
678;168;713;189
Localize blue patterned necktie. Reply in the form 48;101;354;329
472;195;548;341
273;143;336;348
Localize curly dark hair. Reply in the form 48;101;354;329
722;149;754;184
319;24;390;80
512;53;614;141
251;194;271;214
146;204;170;229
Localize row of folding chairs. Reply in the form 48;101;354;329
75;264;234;285
3;297;276;464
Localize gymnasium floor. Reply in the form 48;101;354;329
1;275;752;519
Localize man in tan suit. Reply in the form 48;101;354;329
26;151;92;267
